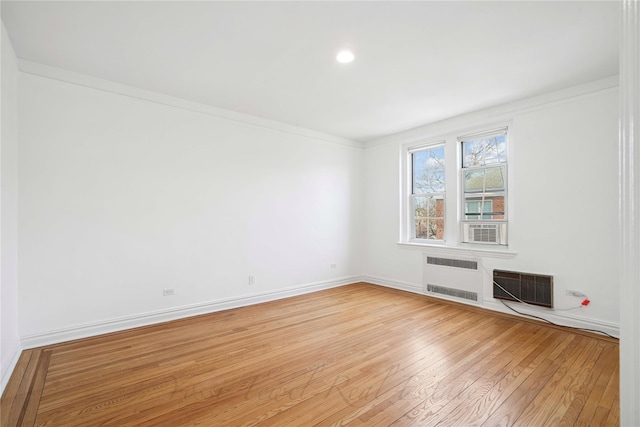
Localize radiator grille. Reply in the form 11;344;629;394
426;256;478;270
493;269;553;308
426;284;478;301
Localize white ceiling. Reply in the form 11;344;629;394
1;1;619;142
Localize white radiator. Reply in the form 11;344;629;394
423;255;483;303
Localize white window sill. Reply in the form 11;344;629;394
397;241;517;259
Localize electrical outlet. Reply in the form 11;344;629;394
330;264;337;269
248;275;255;285
566;289;586;298
163;289;175;296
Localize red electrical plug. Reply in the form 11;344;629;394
581;299;591;306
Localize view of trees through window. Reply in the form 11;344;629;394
411;145;445;240
462;133;507;222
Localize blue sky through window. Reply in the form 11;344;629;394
412;145;445;194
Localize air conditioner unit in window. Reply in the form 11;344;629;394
462;223;507;245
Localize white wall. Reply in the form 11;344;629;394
1;22;20;392
363;83;620;334
17;72;363;341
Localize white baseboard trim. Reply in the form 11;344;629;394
21;276;361;349
363;275;620;338
1;346;23;395
361;275;423;294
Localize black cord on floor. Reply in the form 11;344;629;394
498;298;617;339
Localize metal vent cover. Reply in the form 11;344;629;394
493;269;553;308
426;256;478;270
426;284;478;301
470;224;497;243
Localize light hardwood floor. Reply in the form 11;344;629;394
1;283;619;426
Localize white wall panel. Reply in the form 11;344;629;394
17;73;363;337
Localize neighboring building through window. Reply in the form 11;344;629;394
410;144;445;241
465;200;493;220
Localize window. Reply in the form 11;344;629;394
401;125;510;248
410;144;445;241
460;129;508;245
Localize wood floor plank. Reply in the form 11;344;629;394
591;361;620;426
118;299;474;426
1;349;36;427
22;350;52;426
437;330;574;427
255;305;476;426
368;322;529;426
4;349;43;427
281;316;507;427
512;339;604;426
334;325;536;425
557;343;618;426
38;296;444;421
0;283;619;427
573;343;619;426
404;326;559;427
479;335;588;426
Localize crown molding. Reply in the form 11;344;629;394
17;59;364;150
365;75;619;149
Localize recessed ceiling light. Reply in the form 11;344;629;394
336;50;355;64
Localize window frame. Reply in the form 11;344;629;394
408;143;446;243
459;128;509;246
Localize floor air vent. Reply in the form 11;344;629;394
426;257;478;270
426;284;478;302
493;269;553;308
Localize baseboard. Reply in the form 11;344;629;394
363;274;620;338
361;275;423;294
21;276;361;349
1;346;22;396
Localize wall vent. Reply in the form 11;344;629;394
493;269;553;308
426;284;478;301
426;256;478;270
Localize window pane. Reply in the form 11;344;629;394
414;197;429;239
464;195;504;220
464;196;483;220
428;218;445;240
414;196;444;240
463;170;484;192
464;167;505;193
412;146;445;194
462;134;506;167
488;194;505;219
484;166;506;191
465;199;493;220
